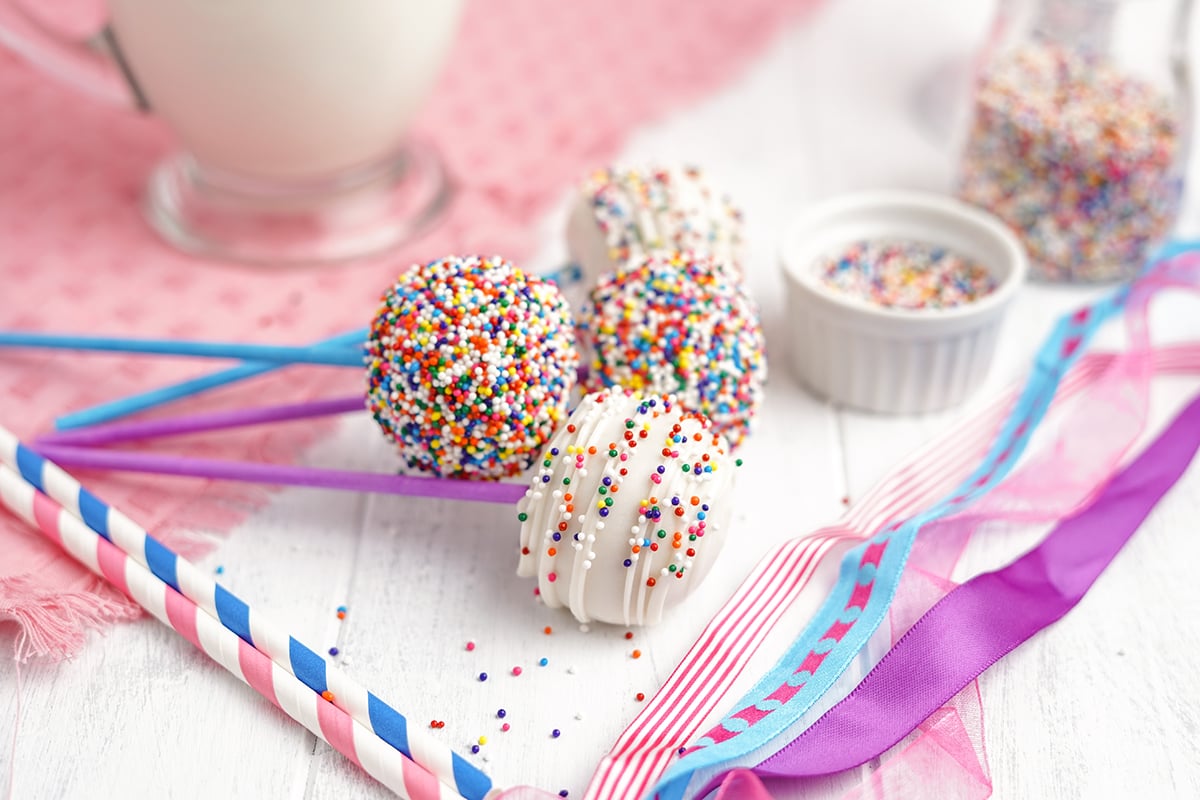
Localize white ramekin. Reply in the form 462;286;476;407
778;190;1027;414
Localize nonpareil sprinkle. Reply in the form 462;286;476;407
818;239;995;310
959;43;1179;282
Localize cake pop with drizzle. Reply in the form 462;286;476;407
566;164;745;289
517;389;739;626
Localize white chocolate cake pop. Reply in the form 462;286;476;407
516;390;740;626
565;164;744;289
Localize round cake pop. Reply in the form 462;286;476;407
580;251;766;446
366;255;579;480
516;390;740;626
565;164;744;289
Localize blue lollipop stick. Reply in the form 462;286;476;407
54;329;367;430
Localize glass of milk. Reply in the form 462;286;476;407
0;0;464;264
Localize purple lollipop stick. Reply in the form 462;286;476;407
39;396;365;447
34;443;528;505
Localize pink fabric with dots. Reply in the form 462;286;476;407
0;0;823;659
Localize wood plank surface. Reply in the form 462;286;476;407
4;1;1200;798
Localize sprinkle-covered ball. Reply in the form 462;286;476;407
366;255;579;479
580;252;766;447
516;390;740;626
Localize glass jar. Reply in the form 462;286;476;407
957;0;1193;282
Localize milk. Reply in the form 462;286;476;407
108;0;463;181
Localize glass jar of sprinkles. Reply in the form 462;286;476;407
958;0;1193;282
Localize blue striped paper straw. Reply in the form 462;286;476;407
0;463;459;800
0;425;494;800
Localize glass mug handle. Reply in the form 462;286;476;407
0;1;145;109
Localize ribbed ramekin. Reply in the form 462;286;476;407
779;190;1027;414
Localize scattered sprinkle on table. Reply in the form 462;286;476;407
635;692;646;702
471;745;481;754
543;626;553;635
478;672;488;682
511;666;522;676
631;649;642;659
328;646;339;657
214;565;224;575
497;708;507;719
335;605;348;620
818;239;996;310
552;728;562;738
465;640;476;652
539;657;549;667
959;43;1179;282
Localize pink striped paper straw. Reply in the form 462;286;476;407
0;425;495;800
0;463;464;800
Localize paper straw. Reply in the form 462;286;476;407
0;427;496;800
54;329;368;431
33;443;526;505
0;464;465;800
0;331;363;367
41;396;365;447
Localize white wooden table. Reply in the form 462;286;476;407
4;2;1200;798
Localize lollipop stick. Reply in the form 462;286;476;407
34;443;527;504
54;329;368;431
0;331;363;367
541;262;583;286
40;396;365;447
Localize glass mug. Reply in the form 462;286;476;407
0;0;464;264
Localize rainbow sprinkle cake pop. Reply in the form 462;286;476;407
580;251;766;446
517;390;740;626
366;255;579;480
566;164;745;289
